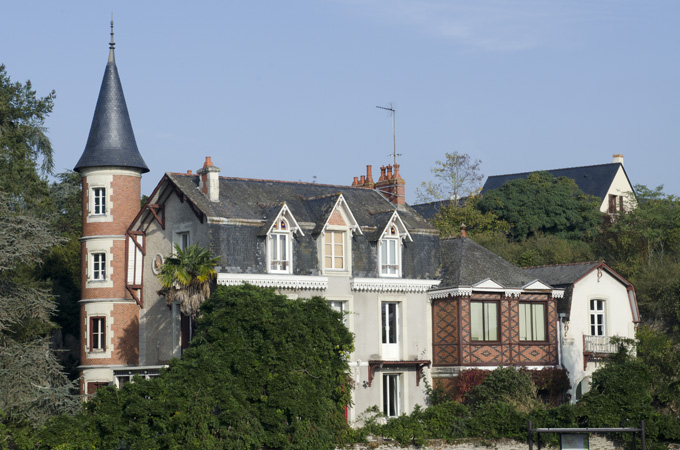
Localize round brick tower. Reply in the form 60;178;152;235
73;21;149;395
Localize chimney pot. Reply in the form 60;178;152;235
204;156;214;167
379;166;386;182
393;163;401;180
187;170;192;174
352;176;359;187
366;165;374;184
386;164;393;180
461;223;467;238
360;175;366;185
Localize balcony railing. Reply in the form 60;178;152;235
584;335;620;354
583;335;620;369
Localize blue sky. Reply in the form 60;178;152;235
2;1;679;202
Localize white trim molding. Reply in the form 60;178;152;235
351;277;440;293
217;273;328;290
428;287;472;299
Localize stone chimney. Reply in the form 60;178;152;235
197;156;221;202
613;154;624;165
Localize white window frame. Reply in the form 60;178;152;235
89;316;106;352
91;252;107;281
268;218;293;274
381;301;400;359
324;229;347;272
93;187;106;215
589;299;606;336
328;300;347;325
383;373;400;417
379;225;402;278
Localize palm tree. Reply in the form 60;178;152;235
157;244;220;318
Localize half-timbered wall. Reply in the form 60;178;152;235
432;293;558;367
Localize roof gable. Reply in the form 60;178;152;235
482;163;629;201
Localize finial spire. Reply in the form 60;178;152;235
108;13;116;62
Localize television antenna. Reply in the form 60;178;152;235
376;104;402;166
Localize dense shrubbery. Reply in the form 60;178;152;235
356;361;680;449
21;285;354;450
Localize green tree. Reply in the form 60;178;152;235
0;64;55;212
0;193;79;427
37;285;354;450
416;152;484;202
596;185;680;327
432;196;511;239
477;171;602;241
157;244;221;318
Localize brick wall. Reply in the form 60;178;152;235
82;174;141;236
80;303;139;365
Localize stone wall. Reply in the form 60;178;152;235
347;435;631;450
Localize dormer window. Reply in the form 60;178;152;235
378;213;412;278
269;218;292;273
324;231;345;270
380;226;401;277
93;187;106;215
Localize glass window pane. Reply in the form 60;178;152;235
533;304;546;341
471;302;483;341
486;303;498;341
519;303;529;341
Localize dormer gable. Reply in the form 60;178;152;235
263;203;304;237
522;280;553;291
472;278;504;290
379;211;413;243
321;194;362;235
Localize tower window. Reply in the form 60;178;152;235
93;188;106;215
92;253;107;281
89;316;106;351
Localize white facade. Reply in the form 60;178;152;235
560;266;639;401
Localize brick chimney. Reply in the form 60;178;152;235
197;156;221;202
613;154;624;165
374;163;405;205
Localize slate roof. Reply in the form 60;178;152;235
438;238;536;288
161;174;435;235
74;47;148;173
411;199;460;219
522;262;602;288
481;163;628;201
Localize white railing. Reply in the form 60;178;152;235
583;335;620;354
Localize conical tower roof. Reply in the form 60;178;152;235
74;22;148;173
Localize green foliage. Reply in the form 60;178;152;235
465;367;539;413
0;64;55;212
432;196;511;239
37;285;354;449
477;172;602;241
158;244;221;318
416;152;484;202
596;185;680;328
636;325;680;417
0;192;79;428
529;367;571;407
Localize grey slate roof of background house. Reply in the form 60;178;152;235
164;174;435;234
481;163;629;201
74;49;149;173
438;238;537;288
411;199;460;219
522;262;602;288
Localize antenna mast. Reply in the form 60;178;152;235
376;104;402;166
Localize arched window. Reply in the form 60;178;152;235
269;218;292;273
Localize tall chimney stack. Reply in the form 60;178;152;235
613;154;624;165
197;156;221;202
